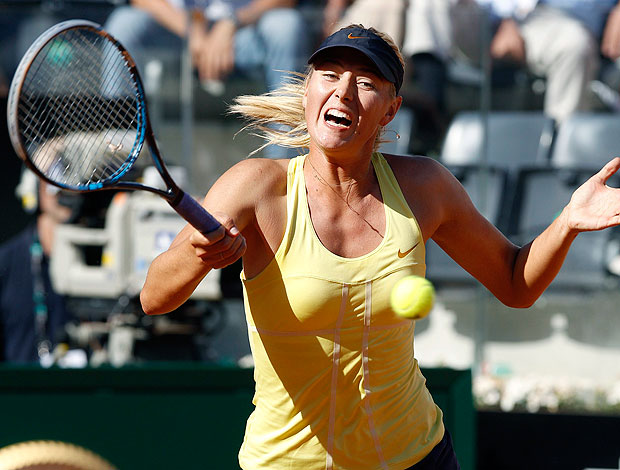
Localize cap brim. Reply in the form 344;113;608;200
308;45;398;88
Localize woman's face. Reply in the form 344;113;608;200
303;48;401;156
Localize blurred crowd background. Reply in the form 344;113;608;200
1;2;620;468
0;0;620;468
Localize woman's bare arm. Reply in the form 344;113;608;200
394;156;620;307
140;158;285;314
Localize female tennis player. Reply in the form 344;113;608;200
141;25;620;470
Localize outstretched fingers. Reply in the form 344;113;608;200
595;157;620;185
592;157;620;228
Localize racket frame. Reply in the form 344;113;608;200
7;20;221;233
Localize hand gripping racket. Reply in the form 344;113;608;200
7;19;221;233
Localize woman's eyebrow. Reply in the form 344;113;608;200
316;58;343;68
357;66;381;77
318;60;380;77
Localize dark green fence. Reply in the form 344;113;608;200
0;364;475;469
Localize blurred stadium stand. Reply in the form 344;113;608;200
1;4;620;469
509;113;620;289
426;111;555;285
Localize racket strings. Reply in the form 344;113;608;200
58;33;138;181
17;27;143;188
21;40;104;154
21;64;134;184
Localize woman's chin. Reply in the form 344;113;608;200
313;131;353;152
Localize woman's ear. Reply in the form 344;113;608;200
379;96;402;127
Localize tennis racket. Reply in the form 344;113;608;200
7;19;221;234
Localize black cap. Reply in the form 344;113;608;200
308;26;404;94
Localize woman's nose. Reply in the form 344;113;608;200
334;74;355;101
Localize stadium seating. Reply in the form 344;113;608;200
426;111;555;284
510;113;620;289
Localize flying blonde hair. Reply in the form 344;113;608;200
229;25;405;156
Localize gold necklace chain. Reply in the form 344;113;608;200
307;157;355;205
306;157;384;237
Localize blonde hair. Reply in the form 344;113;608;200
229;25;405;156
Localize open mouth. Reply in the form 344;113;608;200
324;109;353;128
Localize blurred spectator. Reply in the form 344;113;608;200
104;0;311;94
0;171;73;364
403;0;620;150
0;168;115;364
321;0;406;45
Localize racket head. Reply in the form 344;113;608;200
7;20;151;193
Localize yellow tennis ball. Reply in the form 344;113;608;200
390;275;435;319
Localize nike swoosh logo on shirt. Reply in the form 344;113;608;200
398;242;419;258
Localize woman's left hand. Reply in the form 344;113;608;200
564;157;620;232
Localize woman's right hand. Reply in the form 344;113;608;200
188;213;247;270
141;157;284;315
141;213;246;315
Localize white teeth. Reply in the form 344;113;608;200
326;109;350;120
324;109;353;128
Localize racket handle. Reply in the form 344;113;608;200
173;191;221;233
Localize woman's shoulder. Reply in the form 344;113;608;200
383;152;439;165
382;153;448;182
229;156;291;173
382;152;463;206
222;157;290;193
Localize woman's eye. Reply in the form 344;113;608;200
323;72;338;80
358;80;375;89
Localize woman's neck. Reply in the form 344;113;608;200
306;148;375;188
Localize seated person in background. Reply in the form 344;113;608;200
0;169;114;364
104;0;311;95
321;0;406;46
402;0;620;151
0;170;73;364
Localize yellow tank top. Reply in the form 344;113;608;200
239;153;444;470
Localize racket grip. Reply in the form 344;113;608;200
173;191;221;233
